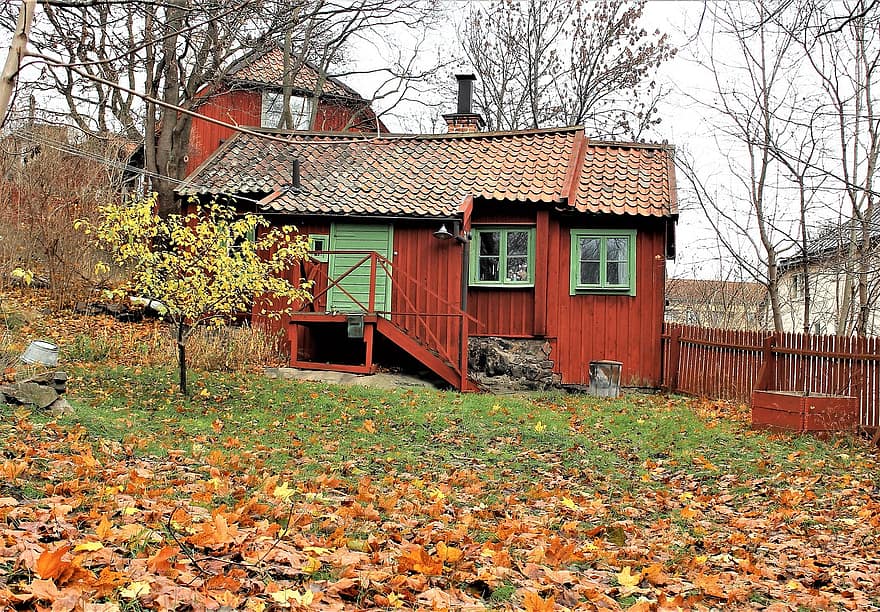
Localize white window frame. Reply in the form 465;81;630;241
261;91;313;130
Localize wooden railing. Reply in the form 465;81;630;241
662;323;880;430
299;251;482;384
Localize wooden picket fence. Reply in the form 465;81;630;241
661;323;880;431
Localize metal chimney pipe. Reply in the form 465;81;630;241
456;74;477;115
292;158;301;189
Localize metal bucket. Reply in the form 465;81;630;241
21;341;59;366
588;360;622;397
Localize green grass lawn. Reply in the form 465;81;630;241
63;365;869;503
4;363;878;610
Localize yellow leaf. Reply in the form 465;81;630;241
560;497;578;511
122;507;139;516
73;541;104;552
119;581;151;599
303;546;331;555
271;589;313;605
534;421;546;433
617;566;642;587
273;482;295;502
786;579;802;590
387;592;404;608
301;557;321;574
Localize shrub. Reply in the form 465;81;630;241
184;323;286;372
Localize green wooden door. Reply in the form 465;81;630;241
327;223;393;313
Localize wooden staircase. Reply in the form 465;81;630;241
287;251;482;391
375;316;480;391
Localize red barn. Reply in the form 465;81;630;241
187;47;386;174
179;81;677;391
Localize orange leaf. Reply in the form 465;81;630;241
437;541;463;563
147;545;180;574
95;515;113;541
36;545;70;581
397;545;443;576
522;590;555;612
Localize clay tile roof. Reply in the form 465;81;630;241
178;127;677;219
572;141;677;217
228;48;362;100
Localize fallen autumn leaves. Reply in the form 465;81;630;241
2;395;879;611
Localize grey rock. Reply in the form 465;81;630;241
1;382;59;409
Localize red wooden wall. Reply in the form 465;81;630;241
259;211;667;388
465;204;667;387
188;90;262;174
187;89;383;174
547;218;666;387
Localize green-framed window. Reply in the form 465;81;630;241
469;227;535;287
308;234;329;262
570;229;636;295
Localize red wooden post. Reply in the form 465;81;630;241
534;209;549;336
665;325;682;392
364;323;375;372
459;313;471;391
288;322;300;365
754;334;777;392
368;252;377;312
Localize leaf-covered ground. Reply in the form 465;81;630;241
0;305;878;611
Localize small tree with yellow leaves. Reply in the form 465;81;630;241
79;196;311;394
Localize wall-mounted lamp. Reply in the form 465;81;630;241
433;221;470;244
433;224;454;240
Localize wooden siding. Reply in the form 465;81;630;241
188;90;262;173
547;218;666;387
391;223;468;349
260;212;667;387
468;289;534;336
465;207;667;387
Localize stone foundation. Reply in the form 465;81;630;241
468;337;559;391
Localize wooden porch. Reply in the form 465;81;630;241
288;250;480;391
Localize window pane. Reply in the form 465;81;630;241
606;237;628;262
506;256;528;282
261;92;284;128
290;95;312;130
607;261;628;285
580;261;600;285
507;231;528;256
579;237;600;262
479;257;499;281
479;232;500;256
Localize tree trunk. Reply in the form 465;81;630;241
0;0;36;128
177;321;188;395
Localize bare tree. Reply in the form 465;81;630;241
794;0;880;336
459;0;675;138
2;0;437;215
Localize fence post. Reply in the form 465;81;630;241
664;326;682;392
754;334;777;392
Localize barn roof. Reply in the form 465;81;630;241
177;127;677;219
226;48;363;100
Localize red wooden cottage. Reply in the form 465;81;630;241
187;47;385;174
179;82;677;391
